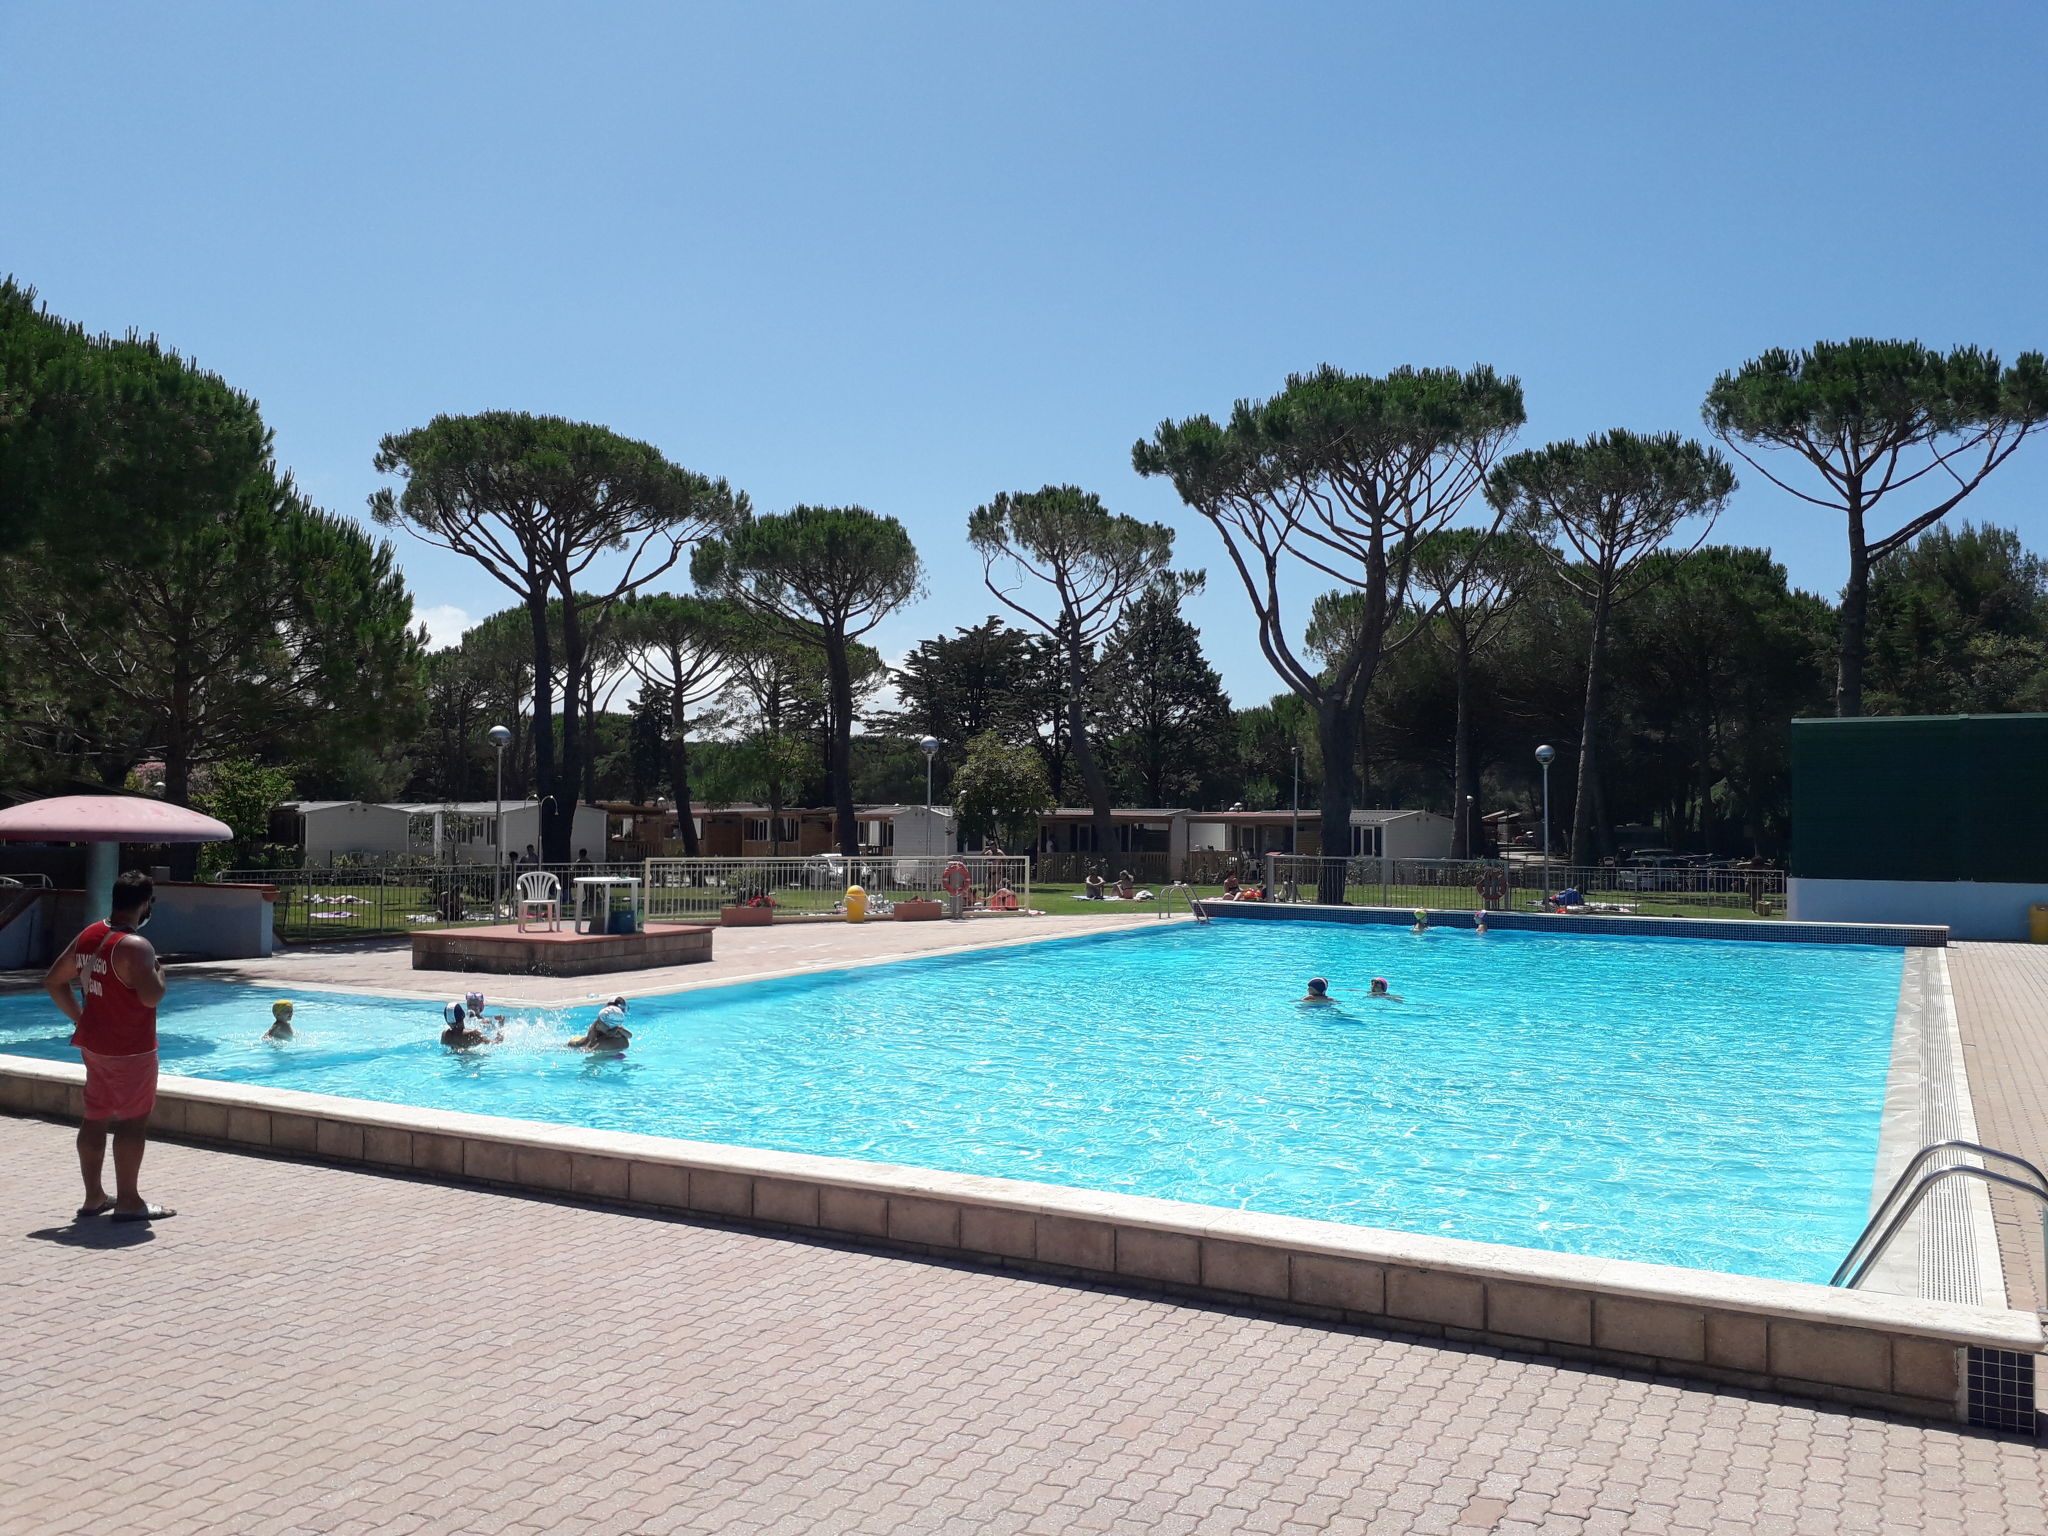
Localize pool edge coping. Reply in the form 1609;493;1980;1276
1;1052;2034;1427
1197;901;1948;947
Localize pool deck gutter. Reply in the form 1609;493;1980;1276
1197;900;1949;947
0;1052;2032;1428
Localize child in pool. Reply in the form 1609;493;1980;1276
441;999;501;1049
1368;976;1403;1001
1298;977;1336;1005
566;997;632;1051
263;999;294;1040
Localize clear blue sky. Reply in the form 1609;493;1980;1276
4;1;2045;707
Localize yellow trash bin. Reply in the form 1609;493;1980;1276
2031;904;2048;943
845;884;868;923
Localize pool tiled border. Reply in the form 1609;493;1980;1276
1198;901;1949;947
0;1052;2033;1428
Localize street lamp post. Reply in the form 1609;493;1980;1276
489;724;512;915
1535;744;1556;904
919;736;939;812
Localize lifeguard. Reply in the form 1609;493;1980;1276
42;870;176;1222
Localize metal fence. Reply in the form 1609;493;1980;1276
641;855;1033;921
1259;856;1786;918
1031;851;1178;886
219;862;648;941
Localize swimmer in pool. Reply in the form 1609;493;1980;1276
463;990;508;1029
263;999;294;1040
1368;976;1403;1001
440;999;501;1049
566;997;631;1051
1298;977;1336;1005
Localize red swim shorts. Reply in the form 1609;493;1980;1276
80;1048;159;1121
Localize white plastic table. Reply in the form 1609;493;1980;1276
573;876;644;935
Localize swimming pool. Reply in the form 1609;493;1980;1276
0;923;1904;1283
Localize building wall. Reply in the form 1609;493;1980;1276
889;808;954;858
492;805;608;863
1788;877;2048;942
699;817;743;857
147;882;275;959
301;804;411;863
1381;813;1454;861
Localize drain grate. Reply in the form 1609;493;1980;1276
1966;1348;2039;1434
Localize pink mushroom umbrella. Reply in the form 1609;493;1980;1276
0;795;231;922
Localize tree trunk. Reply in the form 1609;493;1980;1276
581;675;600;806
1449;638;1474;860
1695;717;1716;854
547;593;584;862
526;590;560;863
1570;585;1614;866
668;692;700;856
1836;499;1869;717
163;737;199;881
1313;699;1358;904
1064;629;1115;857
824;630;859;858
163;653;200;878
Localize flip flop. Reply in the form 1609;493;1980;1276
73;1199;114;1219
109;1204;176;1223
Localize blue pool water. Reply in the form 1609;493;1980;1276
0;923;1905;1282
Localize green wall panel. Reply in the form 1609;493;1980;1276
1791;714;2048;882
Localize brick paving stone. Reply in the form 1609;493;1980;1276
1950;943;2048;1310
4;1113;2048;1535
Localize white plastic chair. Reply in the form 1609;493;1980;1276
516;871;561;932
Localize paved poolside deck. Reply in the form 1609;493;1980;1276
1952;943;2048;1314
5;1115;2045;1536
147;909;1172;1006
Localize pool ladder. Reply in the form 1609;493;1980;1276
1157;882;1209;922
1832;1139;2048;1289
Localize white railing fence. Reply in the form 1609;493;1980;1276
221;861;648;938
640;855;1033;921
1258;855;1786;916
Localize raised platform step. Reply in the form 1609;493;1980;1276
411;921;714;977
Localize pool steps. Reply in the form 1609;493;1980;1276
0;1051;2033;1430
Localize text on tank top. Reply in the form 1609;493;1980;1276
73;920;158;1056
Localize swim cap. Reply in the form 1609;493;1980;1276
1372;977;1387;987
272;999;293;1015
444;1000;464;1025
1307;977;1328;993
465;991;486;1010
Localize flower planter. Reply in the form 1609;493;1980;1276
893;899;944;922
720;905;775;927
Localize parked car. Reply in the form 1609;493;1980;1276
1612;854;1693;891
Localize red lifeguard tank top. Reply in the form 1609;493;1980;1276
73;921;158;1056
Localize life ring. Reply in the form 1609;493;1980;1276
1476;869;1509;906
940;860;972;895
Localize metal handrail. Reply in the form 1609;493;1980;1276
1157;882;1209;922
1834;1165;2048;1291
1831;1140;2048;1288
